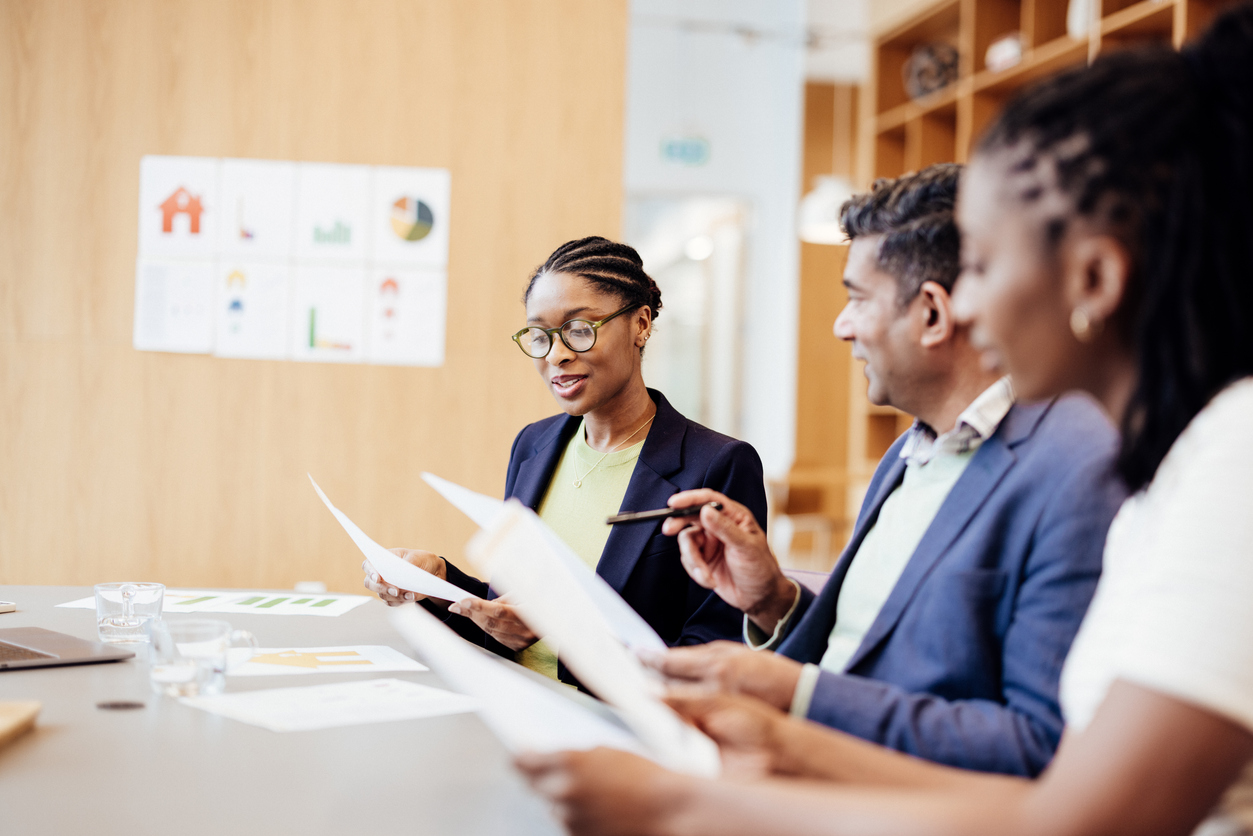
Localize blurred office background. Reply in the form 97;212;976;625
0;0;969;591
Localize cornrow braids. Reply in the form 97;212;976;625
839;163;962;305
525;236;663;321
975;1;1253;491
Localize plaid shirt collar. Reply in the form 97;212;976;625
899;377;1016;467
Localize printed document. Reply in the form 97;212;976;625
181;678;475;732
309;475;477;602
420;472;665;652
463;502;721;777
390;605;647;758
227;645;427;677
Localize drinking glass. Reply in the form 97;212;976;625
94;582;165;644
149;619;258;697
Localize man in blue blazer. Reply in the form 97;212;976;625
649;165;1126;776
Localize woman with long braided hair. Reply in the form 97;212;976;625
517;5;1253;834
363;236;767;687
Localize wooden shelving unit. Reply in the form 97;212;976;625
842;0;1236;518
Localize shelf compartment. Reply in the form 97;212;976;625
1100;0;1176;47
875;0;963;114
972;33;1089;95
875;83;962;133
1022;0;1070;48
973;0;1024;74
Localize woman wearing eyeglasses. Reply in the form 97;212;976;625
363;236;769;685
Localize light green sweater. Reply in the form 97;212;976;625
516;420;645;679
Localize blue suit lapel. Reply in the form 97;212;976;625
510;415;579;510
596;391;684;592
841;429;1018;673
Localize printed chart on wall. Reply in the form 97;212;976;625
133;156;450;367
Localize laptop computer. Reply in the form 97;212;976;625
0;627;135;671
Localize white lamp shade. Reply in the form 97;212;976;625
797;175;854;245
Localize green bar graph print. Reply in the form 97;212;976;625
291;598;312;605
175;596;217;607
256;598;289;609
311;599;336;608
236;597;265;606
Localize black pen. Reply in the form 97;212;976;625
605;501;723;525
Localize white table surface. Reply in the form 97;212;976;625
0;585;563;836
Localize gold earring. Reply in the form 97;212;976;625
1070;307;1093;343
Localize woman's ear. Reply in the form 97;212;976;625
635;307;653;348
917;281;956;349
1063;233;1133;332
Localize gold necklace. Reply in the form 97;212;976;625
573;414;655;488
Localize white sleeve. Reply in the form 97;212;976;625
1113;383;1253;732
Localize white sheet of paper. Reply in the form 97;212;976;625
367;267;446;367
226;645;427;677
420;473;666;652
466;504;720;777
56;589;370;618
294;162;370;263
309;475;478;603
290;263;367;363
214;260;291;361
132;259;216;354
369;166;451;268
181;678;475;732
138;155;220;259
389;605;647;758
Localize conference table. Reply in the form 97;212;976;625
0;585;566;836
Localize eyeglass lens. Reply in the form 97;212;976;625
518;320;599;358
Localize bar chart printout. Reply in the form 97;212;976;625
55;590;371;618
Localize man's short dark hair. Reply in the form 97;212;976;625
839;163;962;305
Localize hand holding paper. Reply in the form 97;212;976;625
465;502;721;777
310;475;478;603
421;472;665;653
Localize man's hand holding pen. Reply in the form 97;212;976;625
658;490;799;636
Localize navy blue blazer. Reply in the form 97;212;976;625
776;395;1126;777
435;389;767;684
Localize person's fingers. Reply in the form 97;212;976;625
677;528;714;587
661;514;704;537
665;488;726;510
649;645;718;681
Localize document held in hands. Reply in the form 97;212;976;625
464;501;721;778
390;605;648;759
420;472;666;653
309;475;478;603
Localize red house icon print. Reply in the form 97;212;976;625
158;186;204;234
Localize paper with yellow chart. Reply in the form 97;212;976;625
226;645;428;677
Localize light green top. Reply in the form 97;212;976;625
791;448;975;717
516;419;646;679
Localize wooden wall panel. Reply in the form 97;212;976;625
0;0;629;591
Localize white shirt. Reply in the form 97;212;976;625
1060;377;1253;833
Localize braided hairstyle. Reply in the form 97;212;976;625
974;2;1253;491
840;163;963;306
525;236;663;325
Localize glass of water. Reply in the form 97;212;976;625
149;619;258;697
94;582;165;643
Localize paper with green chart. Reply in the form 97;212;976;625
55;589;370;617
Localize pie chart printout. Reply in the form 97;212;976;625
390;197;434;242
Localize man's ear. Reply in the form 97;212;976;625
917;281;955;349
